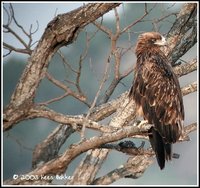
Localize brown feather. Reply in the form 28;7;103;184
129;32;184;169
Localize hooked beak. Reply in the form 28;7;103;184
154;36;167;46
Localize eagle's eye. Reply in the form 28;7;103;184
151;38;157;43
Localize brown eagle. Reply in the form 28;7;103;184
129;32;184;169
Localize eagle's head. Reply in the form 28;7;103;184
138;32;167;46
135;32;167;56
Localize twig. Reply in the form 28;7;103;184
3;3;39;56
76;32;89;94
81;55;111;138
38;92;70;106
114;8;120;33
93;21;112;36
45;72;87;103
58;50;78;74
3;23;28;49
120;3;149;34
3;42;32;55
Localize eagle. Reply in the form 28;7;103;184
129;32;184;169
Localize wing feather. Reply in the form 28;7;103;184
131;53;184;143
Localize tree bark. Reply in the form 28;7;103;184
3;3;121;131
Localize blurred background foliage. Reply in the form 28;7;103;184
3;3;197;185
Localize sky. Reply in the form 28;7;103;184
3;3;83;57
3;2;125;58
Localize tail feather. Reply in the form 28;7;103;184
164;143;172;161
149;127;172;170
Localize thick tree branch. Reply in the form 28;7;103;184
26;106;118;133
66;149;109;185
174;58;197;77
100;141;153;156
19;79;196;135
67;96;136;184
3;3;121;131
32;125;75;169
4;123;152;185
31;93;126;170
165;3;197;64
91;155;153;185
181;81;197;96
4;122;196;185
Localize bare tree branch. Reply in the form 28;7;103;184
93;21;112;36
3;25;29;49
165;3;197;65
3;3;121;131
174;58;197;77
91;155;153;185
181;81;197;96
32;125;75;169
3;4;39;56
81;55;111;137
45;72;87;103
3;42;32;55
120;3;149;33
4;122;152;185
38;92;70;106
4;122;196;185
